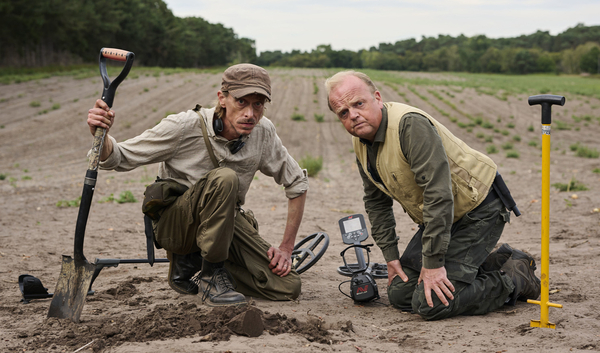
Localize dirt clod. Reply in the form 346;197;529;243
22;288;334;351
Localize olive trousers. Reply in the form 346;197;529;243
387;198;515;320
155;167;301;301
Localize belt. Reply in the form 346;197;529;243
477;186;499;209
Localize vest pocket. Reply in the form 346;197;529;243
391;172;412;198
390;173;399;193
451;175;479;219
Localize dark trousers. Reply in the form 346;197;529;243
387;198;515;320
156;167;301;301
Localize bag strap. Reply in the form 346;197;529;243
194;104;219;168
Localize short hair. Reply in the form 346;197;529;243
324;71;379;112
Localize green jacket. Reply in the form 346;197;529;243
355;103;497;268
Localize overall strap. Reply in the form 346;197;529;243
194;104;219;168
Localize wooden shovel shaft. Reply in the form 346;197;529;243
88;127;106;171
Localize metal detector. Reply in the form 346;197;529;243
337;214;387;302
337;214;387;278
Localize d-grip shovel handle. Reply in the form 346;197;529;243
74;48;134;265
528;94;566;125
99;48;135;108
89;48;135;172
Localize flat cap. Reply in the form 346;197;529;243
221;64;271;101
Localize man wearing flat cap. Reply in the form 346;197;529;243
87;64;308;306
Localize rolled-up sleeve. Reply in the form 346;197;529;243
97;134;122;170
95;115;185;171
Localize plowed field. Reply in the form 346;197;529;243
1;68;599;352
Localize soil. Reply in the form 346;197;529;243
1;68;599;352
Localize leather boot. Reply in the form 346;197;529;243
197;260;246;307
501;255;541;306
481;244;537;272
167;251;203;295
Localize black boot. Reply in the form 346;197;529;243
481;244;513;272
167;251;203;295
481;244;537;272
195;259;246;307
501;255;541;306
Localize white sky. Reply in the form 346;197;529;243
163;0;600;54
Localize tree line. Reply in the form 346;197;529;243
0;0;256;67
1;0;598;74
256;24;600;75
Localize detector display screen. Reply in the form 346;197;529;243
343;218;362;233
338;214;368;244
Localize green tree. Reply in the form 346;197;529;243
0;0;256;68
537;53;556;72
255;50;284;67
403;51;423;71
329;49;361;68
580;46;600;73
480;47;503;73
512;49;538;74
560;42;600;74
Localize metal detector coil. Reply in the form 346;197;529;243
292;232;329;274
337;261;388;278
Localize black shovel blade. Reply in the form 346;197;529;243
47;255;95;322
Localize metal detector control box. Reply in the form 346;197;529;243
339;214;368;244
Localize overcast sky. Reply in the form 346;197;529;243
163;0;599;54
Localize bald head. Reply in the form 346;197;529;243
325;71;379;111
326;71;384;142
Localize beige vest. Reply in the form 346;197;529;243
354;102;497;224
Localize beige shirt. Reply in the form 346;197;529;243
99;107;308;205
